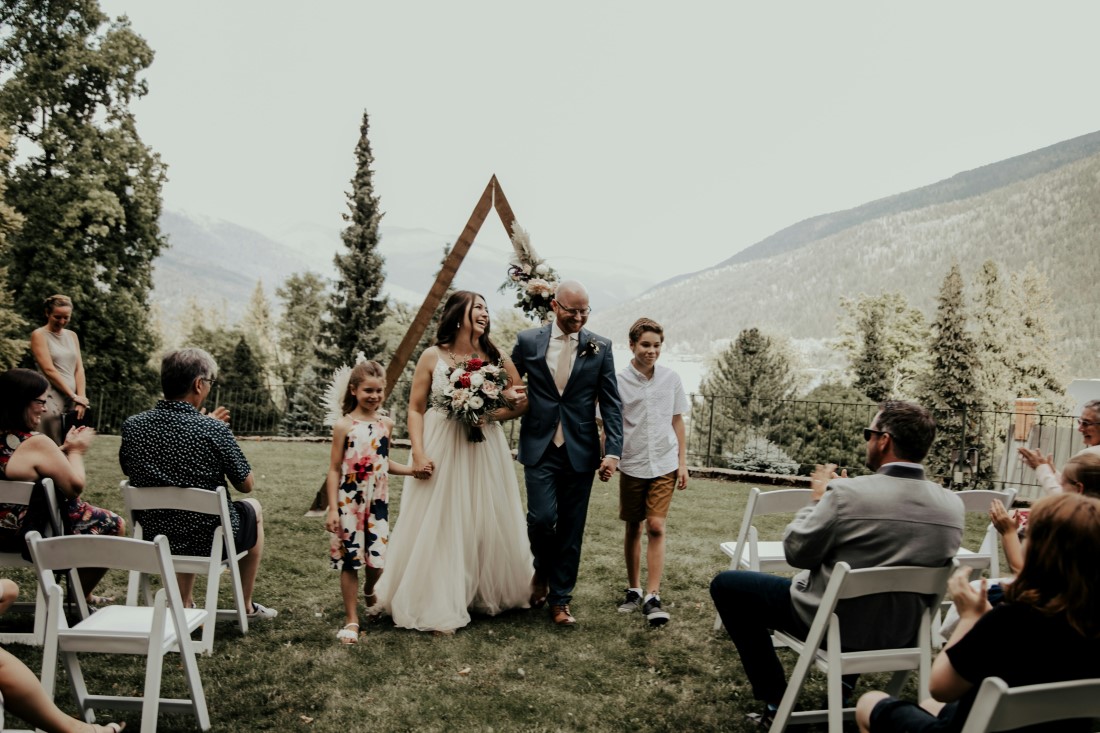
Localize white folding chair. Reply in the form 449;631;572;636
26;530;211;732
959;675;1100;733
770;560;957;732
0;478;64;646
713;487;814;632
953;488;1017;579
120;481;249;655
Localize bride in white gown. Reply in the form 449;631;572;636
375;290;533;632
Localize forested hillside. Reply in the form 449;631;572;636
591;148;1100;377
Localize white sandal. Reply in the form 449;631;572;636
336;623;360;645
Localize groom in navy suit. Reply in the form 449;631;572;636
512;280;623;626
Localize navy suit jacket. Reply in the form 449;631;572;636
512;325;623;473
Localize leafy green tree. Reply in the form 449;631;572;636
921;263;984;482
0;132;27;369
771;382;876;475
693;328;799;461
0;0;166;392
241;280;279;389
1006;264;1068;411
281;365;325;437
319;110;387;372
972;260;1014;409
275;272;327;385
837;292;928;401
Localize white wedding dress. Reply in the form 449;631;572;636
375;358;533;632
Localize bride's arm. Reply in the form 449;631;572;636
488;357;528;423
407;348;436;475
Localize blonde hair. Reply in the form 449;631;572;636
44;294;72;313
342;360;386;415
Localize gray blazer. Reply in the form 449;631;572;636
783;463;965;649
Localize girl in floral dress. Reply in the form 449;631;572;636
324;361;414;644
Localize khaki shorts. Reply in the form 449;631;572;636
619;471;676;523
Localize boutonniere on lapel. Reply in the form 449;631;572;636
580;338;602;357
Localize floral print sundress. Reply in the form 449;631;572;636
329;418;390;571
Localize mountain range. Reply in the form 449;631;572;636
587;130;1100;378
154;129;1100;379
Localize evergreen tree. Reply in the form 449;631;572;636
219;336;280;434
319;111;387;371
921;263;984;483
0;132;27;369
0;1;167;391
972;260;1013;409
693;328;799;461
241;280;279;390
837;292;928;400
281;365;325;437
275;272;327;385
770;382;876;475
1006;264;1067;410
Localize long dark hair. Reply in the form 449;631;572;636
435;291;501;363
1005;493;1100;638
0;368;49;431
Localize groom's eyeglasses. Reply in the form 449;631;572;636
555;304;591;317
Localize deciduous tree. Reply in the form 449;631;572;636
0;0;166;391
0;132;27;369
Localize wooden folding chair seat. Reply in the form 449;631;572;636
713;487;814;632
120;481;249;655
770;560;957;732
0;478;64;645
26;530;211;732
960;675;1100;732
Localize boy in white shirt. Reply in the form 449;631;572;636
615;318;689;626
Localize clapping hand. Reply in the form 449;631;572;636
62;425;96;455
989;499;1019;536
201;406;231;424
1018;447;1053;470
810;463;847;500
948;567;990;621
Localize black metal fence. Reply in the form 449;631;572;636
87;383;1077;499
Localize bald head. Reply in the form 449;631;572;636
551;280;590;335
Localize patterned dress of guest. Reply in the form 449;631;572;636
329;418;390;571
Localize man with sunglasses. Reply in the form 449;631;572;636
711;400;964;727
1019;399;1100;495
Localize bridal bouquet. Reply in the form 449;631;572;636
500;222;559;322
431;355;513;442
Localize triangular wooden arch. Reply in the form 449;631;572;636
383;174;519;395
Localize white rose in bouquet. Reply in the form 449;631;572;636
467;395;485;410
451;389;470;410
535;263;548;275
469;372;485;388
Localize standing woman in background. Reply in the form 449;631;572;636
30;294;90;445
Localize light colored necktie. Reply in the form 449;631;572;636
553;334;571;445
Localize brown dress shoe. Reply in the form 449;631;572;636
550;604;576;626
530;573;549;609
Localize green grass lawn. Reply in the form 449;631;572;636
1;436;995;732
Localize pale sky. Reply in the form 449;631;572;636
99;1;1100;280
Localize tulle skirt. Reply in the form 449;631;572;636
375;410;533;632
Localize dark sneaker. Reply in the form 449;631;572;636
642;594;670;626
618;589;643;613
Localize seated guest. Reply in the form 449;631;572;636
711;400;965;726
1018;399;1100;495
0;368;123;605
0;579;125;732
119;348;276;620
857;492;1100;732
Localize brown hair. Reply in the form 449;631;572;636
0;368;50;430
434;291;502;364
1062;453;1100;499
1005;493;1100;638
874;400;936;462
44;294;72;313
342;360;386;415
628;317;664;345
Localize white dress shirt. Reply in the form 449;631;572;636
617;362;688;479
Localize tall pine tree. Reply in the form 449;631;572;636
276;271;327;385
319;111;387;372
838;292;928;401
0;1;166;391
921;263;984;483
1006;264;1067;410
972;260;1013;409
